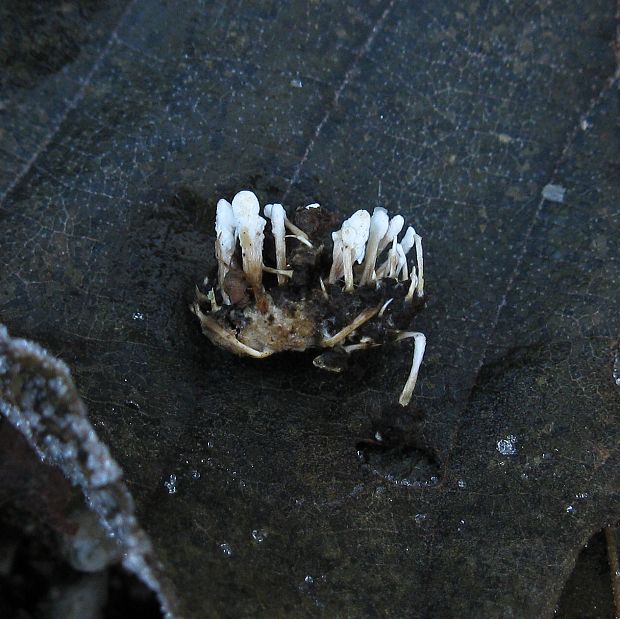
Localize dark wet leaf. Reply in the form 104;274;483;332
1;1;619;617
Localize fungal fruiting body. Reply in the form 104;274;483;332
191;190;426;406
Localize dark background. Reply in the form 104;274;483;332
1;1;619;617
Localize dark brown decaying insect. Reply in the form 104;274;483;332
191;190;426;406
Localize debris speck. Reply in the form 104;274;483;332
251;529;267;543
542;184;566;203
497;133;513;144
219;543;233;557
496;435;517;456
164;474;177;494
414;513;427;524
290;78;303;88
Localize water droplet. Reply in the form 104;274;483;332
613;351;620;386
457;479;466;489
414;513;427;524
251;529;267;543
575;492;588;500
164;474;177;494
496;435;517;456
132;311;144;320
542;183;566;203
374;431;383;442
219;543;233;557
290;78;303;88
304;575;314;584
191;470;201;480
207;439;214;449
566;505;576;514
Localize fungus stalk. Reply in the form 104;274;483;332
405;269;419;302
360;208;389;285
396;331;426;407
264;203;287;285
414;232;424;296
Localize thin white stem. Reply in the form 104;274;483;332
396;331;426;407
207;288;220;312
266;203;287;285
343;247;354;291
285;234;313;248
319;277;329;300
387;237;399;278
262;265;294;278
321;306;380;348
284;218;311;243
378;298;393;317
360;208;389;285
194;285;210;304
405;269;418;302
415;233;424;297
401;258;409;281
191;302;272;358
328;230;344;284
343;341;381;353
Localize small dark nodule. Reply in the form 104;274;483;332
191;190;427;406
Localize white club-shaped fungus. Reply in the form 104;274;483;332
360;207;390;285
214;199;237;304
193;189;427;409
264;203;287;285
231;190;266;294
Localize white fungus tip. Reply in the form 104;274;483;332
232;190;260;215
400;227;416;254
343;210;371;263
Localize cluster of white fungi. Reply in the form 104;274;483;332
196;190;426;407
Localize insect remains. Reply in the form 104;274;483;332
191;190;426;406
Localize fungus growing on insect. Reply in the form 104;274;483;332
191;189;427;407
